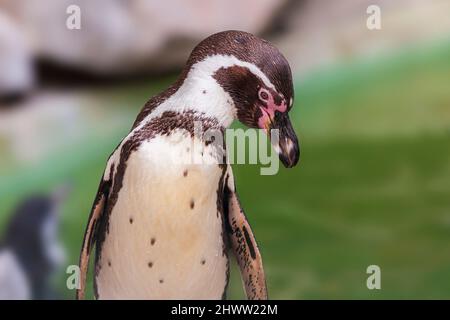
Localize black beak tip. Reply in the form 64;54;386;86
280;144;300;168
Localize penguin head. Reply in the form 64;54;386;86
185;30;299;168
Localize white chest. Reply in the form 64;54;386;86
95;133;228;299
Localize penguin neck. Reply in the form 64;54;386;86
156;68;235;128
175;73;235;127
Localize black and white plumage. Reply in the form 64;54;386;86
77;31;299;300
0;187;67;300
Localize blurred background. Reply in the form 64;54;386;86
0;0;449;299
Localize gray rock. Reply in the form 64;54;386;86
0;12;34;97
1;0;289;75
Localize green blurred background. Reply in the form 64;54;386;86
0;0;449;299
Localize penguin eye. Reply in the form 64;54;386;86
258;90;269;102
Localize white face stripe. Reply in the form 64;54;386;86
105;54;276;178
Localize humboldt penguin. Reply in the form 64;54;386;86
0;185;68;299
77;30;299;300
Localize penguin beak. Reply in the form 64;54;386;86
266;112;300;168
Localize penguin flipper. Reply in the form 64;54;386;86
223;166;268;300
76;177;109;300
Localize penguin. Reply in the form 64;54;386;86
0;185;68;299
77;30;299;300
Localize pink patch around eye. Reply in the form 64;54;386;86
257;94;287;130
268;93;287;113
